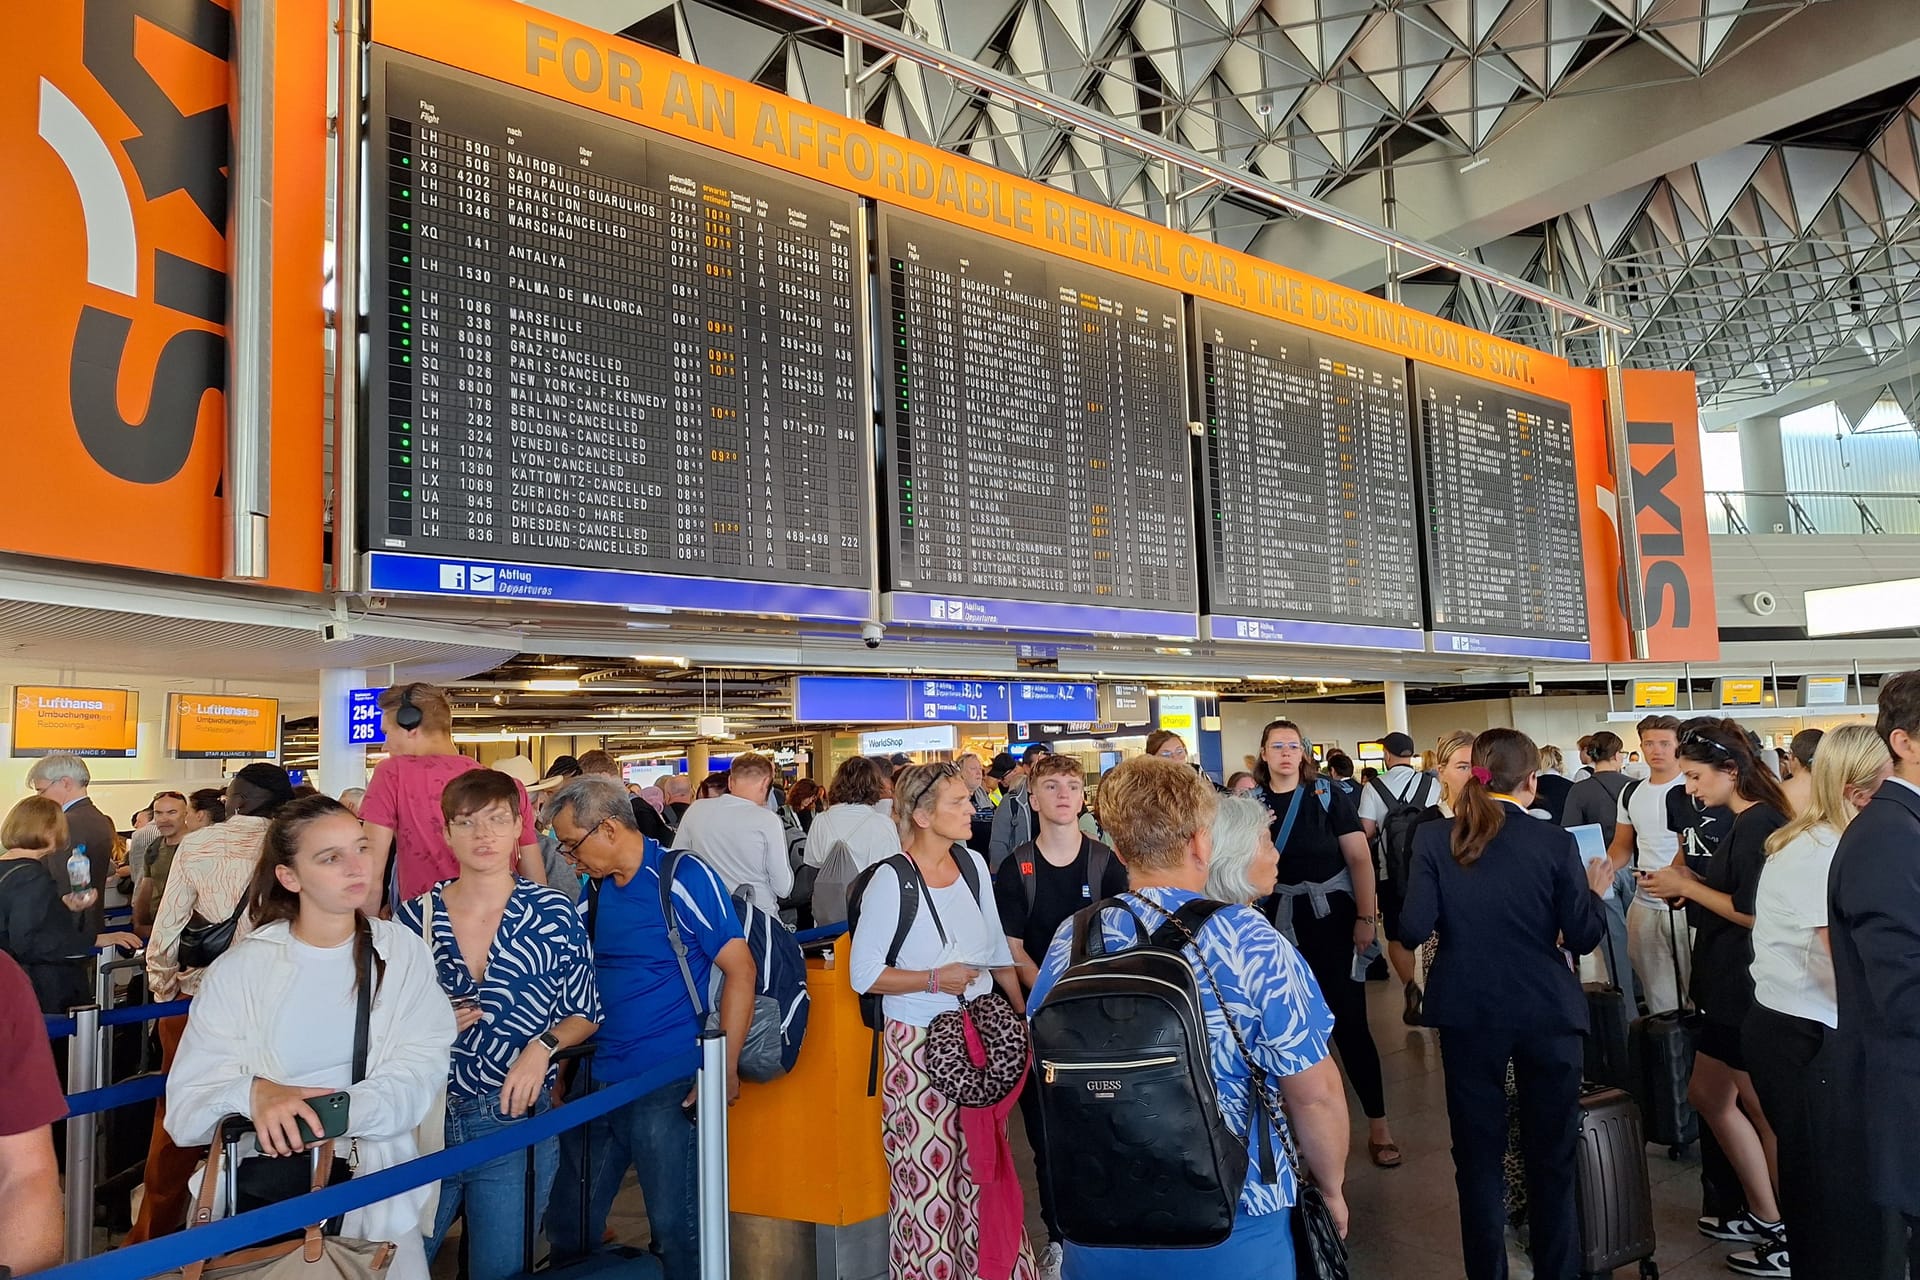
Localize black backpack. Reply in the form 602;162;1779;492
844;848;983;1093
1030;895;1274;1249
1370;771;1436;885
1010;836;1118;910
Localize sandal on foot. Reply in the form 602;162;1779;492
1369;1141;1403;1169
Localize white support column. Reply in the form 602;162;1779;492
317;668;370;797
1738;415;1790;534
1384;680;1409;737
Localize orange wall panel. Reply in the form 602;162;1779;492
0;0;326;589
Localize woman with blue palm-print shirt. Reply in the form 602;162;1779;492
395;770;601;1280
1028;757;1350;1280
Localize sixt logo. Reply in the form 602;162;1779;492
38;0;230;485
1626;420;1692;628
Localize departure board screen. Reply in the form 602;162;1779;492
1414;367;1589;659
1195;304;1424;650
879;209;1198;639
363;52;872;619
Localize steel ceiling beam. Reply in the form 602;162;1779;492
751;0;1632;334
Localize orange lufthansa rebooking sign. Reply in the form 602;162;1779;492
11;687;139;758
0;0;327;587
167;693;279;760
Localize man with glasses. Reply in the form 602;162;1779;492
131;791;189;931
544;777;755;1280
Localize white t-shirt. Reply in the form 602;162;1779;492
802;802;900;871
1751;826;1838;1027
274;936;359;1089
672;793;793;911
849;850;1013;1027
1617;775;1683;906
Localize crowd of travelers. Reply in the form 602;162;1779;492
4;677;1920;1280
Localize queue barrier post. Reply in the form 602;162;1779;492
698;1030;732;1280
64;1005;101;1263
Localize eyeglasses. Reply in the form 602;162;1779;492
1264;741;1307;754
151;791;187;804
449;811;520;835
553;819;608;863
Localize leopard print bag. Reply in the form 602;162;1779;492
924;991;1031;1107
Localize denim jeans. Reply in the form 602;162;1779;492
547;1076;697;1280
425;1094;559;1280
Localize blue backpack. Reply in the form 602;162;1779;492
588;846;811;1083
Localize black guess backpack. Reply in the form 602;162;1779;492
1029;895;1275;1248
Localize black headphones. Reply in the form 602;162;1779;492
394;682;424;731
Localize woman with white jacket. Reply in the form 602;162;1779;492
166;795;456;1280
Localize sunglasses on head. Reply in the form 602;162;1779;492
1681;731;1735;760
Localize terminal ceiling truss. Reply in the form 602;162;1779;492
1410;79;1920;411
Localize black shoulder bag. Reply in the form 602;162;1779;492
176;895;248;970
233;931;374;1239
1152;905;1349;1280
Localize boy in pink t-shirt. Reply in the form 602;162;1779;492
361;682;544;904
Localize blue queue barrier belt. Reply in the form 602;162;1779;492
45;998;192;1041
36;1071;654;1280
791;923;847;945
104;998;192;1027
65;1074;169;1119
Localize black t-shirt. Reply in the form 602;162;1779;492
994;835;1128;962
1667;788;1732;876
1260;779;1365;886
1688;803;1786;1025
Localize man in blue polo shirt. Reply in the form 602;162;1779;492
544;776;755;1280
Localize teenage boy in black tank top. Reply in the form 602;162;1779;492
994;753;1126;1267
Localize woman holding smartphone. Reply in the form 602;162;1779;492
166;796;456;1280
1641;720;1791;1273
396;770;601;1280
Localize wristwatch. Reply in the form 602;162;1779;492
536;1030;560;1054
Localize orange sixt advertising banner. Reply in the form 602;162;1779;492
0;0;327;588
372;0;1568;401
1571;369;1719;663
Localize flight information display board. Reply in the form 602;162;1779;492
1194;303;1424;650
363;52;872;620
879;209;1198;639
1414;366;1589;659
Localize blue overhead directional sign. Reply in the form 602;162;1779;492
909;680;1011;723
794;676;1098;726
1011;681;1099;723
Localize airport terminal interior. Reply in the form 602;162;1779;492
7;0;1920;1277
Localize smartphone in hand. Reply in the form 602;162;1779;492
295;1091;352;1146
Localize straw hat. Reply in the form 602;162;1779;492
493;754;566;793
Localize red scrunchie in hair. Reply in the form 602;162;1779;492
1470;765;1493;785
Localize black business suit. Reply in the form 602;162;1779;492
1824;777;1920;1277
1402;802;1607;1280
38;796;115;938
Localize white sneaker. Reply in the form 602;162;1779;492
1038;1241;1064;1280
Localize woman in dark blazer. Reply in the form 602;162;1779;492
1400;728;1615;1280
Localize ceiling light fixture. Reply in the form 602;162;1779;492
1458;156;1491;174
525;679;581;692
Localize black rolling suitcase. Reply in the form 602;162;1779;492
1575;1085;1658;1280
1628;910;1699;1155
97;949;161;1232
1584;927;1633;1090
